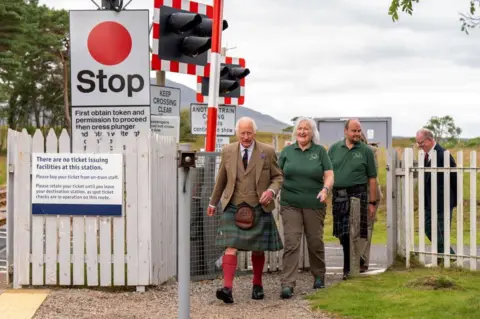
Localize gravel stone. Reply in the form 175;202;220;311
33;271;340;318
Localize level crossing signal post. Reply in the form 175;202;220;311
196;58;249;106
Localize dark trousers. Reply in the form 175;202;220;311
339;235;365;273
425;208;455;256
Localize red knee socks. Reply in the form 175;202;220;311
251;253;265;286
222;254;237;289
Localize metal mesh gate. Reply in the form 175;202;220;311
190;152;224;281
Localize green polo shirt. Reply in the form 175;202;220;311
279;142;333;209
327;139;377;188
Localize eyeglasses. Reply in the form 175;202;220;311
416;139;427;146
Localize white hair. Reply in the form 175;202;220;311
291;117;321;145
235;117;257;133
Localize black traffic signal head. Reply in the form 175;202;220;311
201;63;250;97
157;6;228;66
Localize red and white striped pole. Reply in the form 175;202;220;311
205;0;224;152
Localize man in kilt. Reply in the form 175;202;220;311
207;117;284;304
327;119;377;280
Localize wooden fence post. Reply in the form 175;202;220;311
349;197;361;277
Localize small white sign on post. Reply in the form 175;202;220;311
190;103;236;136
367;129;375;140
150;85;180;117
150;85;180;142
151;115;180;143
31;153;123;216
204;136;230;152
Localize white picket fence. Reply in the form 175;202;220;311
7;128;177;289
395;148;479;269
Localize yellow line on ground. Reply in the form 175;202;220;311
0;289;50;319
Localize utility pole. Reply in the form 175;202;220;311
156;71;166;86
204;0;224;152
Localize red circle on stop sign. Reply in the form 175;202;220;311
87;21;132;66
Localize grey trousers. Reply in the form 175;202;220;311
279;205;326;288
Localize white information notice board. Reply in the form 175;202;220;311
190;104;236;136
71;106;150;150
150;85;180;117
31;153;123;216
151;115;180;143
150;85;180;142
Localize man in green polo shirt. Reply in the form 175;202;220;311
327;119;377;280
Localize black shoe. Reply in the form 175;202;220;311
251;285;264;300
216;287;234;304
313;277;325;289
280;287;294;299
343;272;350;280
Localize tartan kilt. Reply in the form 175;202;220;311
216;203;284;252
332;188;368;239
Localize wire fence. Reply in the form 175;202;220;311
0;227;6;274
190;152;224;281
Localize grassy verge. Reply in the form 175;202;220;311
307;265;480;319
0;155;5;186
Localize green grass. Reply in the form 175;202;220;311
0;155;6;186
307;266;480;319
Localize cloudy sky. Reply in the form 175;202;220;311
41;0;480;137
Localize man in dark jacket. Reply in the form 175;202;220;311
415;128;457;261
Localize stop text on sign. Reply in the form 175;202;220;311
77;70;144;98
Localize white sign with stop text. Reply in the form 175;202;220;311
69;10;150;106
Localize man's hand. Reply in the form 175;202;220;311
207;205;216;216
259;190;274;206
368;203;376;220
317;188;328;203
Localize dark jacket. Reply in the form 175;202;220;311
424;143;458;212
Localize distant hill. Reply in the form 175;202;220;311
150;78;290;134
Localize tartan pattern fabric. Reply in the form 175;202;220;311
332;188;368;239
216;204;284;252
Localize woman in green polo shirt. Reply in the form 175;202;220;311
278;117;334;299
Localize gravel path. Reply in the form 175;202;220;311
34;271;341;319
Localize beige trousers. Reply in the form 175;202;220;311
279;206;326;288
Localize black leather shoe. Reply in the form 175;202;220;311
343;272;350;280
216;287;234;304
251;285;264;300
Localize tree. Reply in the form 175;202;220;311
424;115;462;144
0;1;69;130
179;108;196;142
0;0;26;78
388;0;480;34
